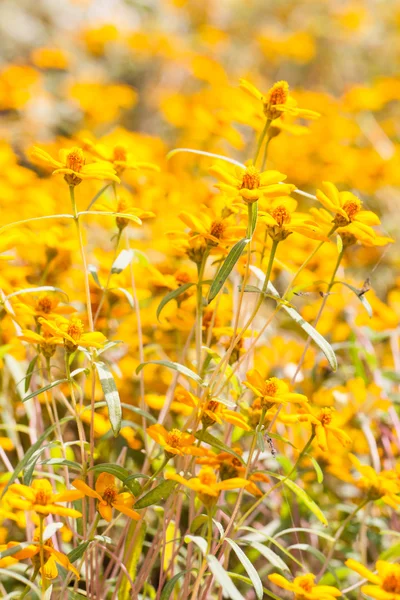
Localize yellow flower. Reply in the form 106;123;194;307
346;558;400;600
83;138;159;176
165;466;248;506
209;162;294;204
72;473;140;522
7;479;83;518
259;197;329;242
13;293;76;320
94;188;154;231
30;146;120;186
240;79;320;122
268;572;341;599
316;182;381;243
244;369;309;408
18;325;60;358
179;393;251;431
280;407;352;453
38;316;107;352
349;454;400;508
146;425;206;456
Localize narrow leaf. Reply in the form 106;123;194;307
94;361;121;437
208;238;250;304
135;479;177;509
25;355;38;393
335;281;372;318
225;538;263;600
68;541;90;563
266;473;328;526
157;282;195;321
111;249;134;274
88;264;102;288
249;541;289;571
23;379;68;402
160;570;195;600
207;555;245;600
194;430;244;464
310;457;324;483
136;360;204;386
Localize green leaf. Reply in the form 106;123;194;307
88;264;102;288
4;286;68;302
1;417;72;497
24;355;38;393
160;570;195;600
0;542;31;559
190;515;208;533
207;555;245;600
208;238;250;304
135;479;177;509
267;432;297;450
249;202;258;237
194;430;244;464
256;431;265;452
249;541;289;571
39;458;82;471
22;379;68;402
268;474;328;526
68;541;90;563
225;538;263;600
121;403;157;424
157;282;195;321
334;281;372;318
310;457;324;483
184;535;208;555
136;360;204;386
111;249;133;274
94;361;121;437
379;542;400;560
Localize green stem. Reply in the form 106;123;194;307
261;137;272;171
69;186;94;331
195;251;209;387
254;120;271;166
237;432;316;529
141;455;170;492
206;509;214;553
86;183;111;211
93;229;122;326
39;516;45;593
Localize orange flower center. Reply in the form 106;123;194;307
66;148;85;172
36;296;53;314
319;407;333;426
383;571;400;593
263;379;278;396
113;145;127;162
271;205;291;226
210;220;226;239
342;197;361;221
102;486;118;505
117;197;130;213
241;166;260;190
175;270;191;285
35;489;52;505
166;429;183;448
199;469;217;487
268;81;289;106
206;400;220;414
67;319;85;341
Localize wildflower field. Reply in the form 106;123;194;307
0;0;400;598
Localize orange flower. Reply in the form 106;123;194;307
244;369;309;408
72;473;140;522
7;479;83;518
268;572;341;599
346;558;400;600
38;316;107;352
280;407;352;453
83;138;159;176
240;79;320;122
30;146;120;186
166;466;248;506
146;425;206;456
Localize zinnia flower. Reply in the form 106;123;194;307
268;572;341;599
244;369;309;408
259;197;328;241
146;425;206;457
346;558;400;600
38;316;107;352
7;479;83;518
72;473;140;522
30;146;120;186
280;407;352;453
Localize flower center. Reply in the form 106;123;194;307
36;296;53;314
102;486;118;505
117;198;129;213
319;407;333;426
271;205;291;227
35;489;52;505
343;197;361;221
241;166;260;190
199;469;217;487
263;379;278;396
383;570;400;593
113;145;127;162
67;319;85;341
166;429;183;448
210;220;226;239
66;147;85;172
268;81;289;106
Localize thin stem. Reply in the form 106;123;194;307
141;455;170;492
69;186;94;331
93;229;122;327
195;251;209;388
254;120;271;166
39;516;45;594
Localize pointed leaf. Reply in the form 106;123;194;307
135;479;177;509
23;379;68;402
111;249;134;274
25;355;38;393
225;538;263;600
207;555;245;600
194;430;244;464
136;360;204;386
335;281;372;318
68;541;90;563
160;570;195;600
248;541;289;571
94;361;121;437
157;282;195;321
208;238;250;304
